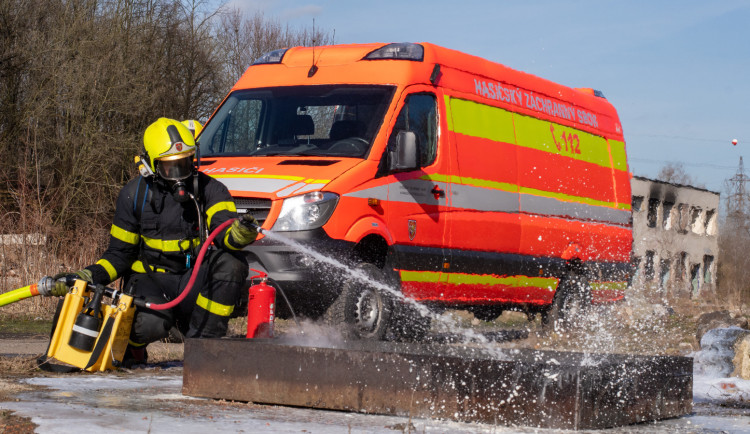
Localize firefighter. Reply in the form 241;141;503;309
60;118;258;366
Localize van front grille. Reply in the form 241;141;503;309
233;198;272;225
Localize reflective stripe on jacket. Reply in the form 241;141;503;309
86;172;239;285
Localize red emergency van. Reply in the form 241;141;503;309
198;42;632;340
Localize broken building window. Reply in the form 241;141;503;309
647;198;660;228
645;251;655;281
690;263;701;296
677;204;689;233
690;207;704;234
675;252;688;281
659;259;671;292
662;201;674;230
632;196;644;212
630;256;642;285
705;209;717;236
703;255;714;284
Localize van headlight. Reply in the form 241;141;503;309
272;192;339;232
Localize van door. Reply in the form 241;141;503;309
443;96;522;304
381;88;452;302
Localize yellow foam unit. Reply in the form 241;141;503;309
47;280;135;371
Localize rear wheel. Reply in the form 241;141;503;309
324;263;393;340
469;306;504;322
543;272;592;330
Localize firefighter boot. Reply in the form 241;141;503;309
121;344;148;368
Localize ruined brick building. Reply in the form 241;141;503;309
630;176;720;298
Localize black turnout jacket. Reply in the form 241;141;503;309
86;172;244;285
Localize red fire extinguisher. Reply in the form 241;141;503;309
247;269;275;338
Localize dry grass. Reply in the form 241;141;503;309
0;239;99;319
0;357;39;380
0;409;36;434
147;342;184;364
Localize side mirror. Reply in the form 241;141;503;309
388;131;418;172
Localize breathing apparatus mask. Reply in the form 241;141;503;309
136;152;195;203
155;155;194;203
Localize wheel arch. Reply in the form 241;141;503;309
352;234;389;269
344;216;393;269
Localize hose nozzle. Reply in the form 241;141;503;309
239;213;263;234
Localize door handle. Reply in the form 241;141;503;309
431;185;445;199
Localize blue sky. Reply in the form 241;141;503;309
225;0;750;194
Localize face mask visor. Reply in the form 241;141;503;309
155;153;194;181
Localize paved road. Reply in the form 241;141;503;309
0;338;47;356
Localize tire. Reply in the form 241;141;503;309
543;272;592;330
469;306;504;322
323;263;393;340
390;301;431;342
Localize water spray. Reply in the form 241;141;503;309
260;230;504;356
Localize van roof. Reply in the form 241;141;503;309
233;42;622;138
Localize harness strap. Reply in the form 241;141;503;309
85;315;116;370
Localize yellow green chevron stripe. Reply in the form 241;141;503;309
608;140;627;171
446;96;628;173
399;270;557;289
210;174;331;184
590;281;628;292
512;113;611;168
419;173;518;193
210;173;304;181
400;271;627;294
420;173;627;211
446;97;516;144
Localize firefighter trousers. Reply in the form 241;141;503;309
125;249;249;345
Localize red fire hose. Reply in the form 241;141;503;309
145;218;236;311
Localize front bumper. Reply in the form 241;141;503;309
240;228;354;317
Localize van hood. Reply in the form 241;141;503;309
198;156;360;199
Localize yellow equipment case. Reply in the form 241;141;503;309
47;280;135;371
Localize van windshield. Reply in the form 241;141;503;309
200;85;395;158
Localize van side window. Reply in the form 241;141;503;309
387;93;437;168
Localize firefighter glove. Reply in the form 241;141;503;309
50;274;70;297
51;269;91;296
74;269;94;284
230;216;258;246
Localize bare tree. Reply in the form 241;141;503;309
213;7;332;92
656;162;705;188
0;0;332;296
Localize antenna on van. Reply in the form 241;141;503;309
308;18;319;78
430;64;441;85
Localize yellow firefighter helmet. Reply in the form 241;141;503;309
143;118;196;180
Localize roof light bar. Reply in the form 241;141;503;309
364;43;424;61
253;48;289;65
575;87;607;99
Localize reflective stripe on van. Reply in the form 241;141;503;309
211;174;331;196
446;95;631;211
344;176;630;226
399;270;627;305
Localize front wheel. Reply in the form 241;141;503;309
323;263;393;340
